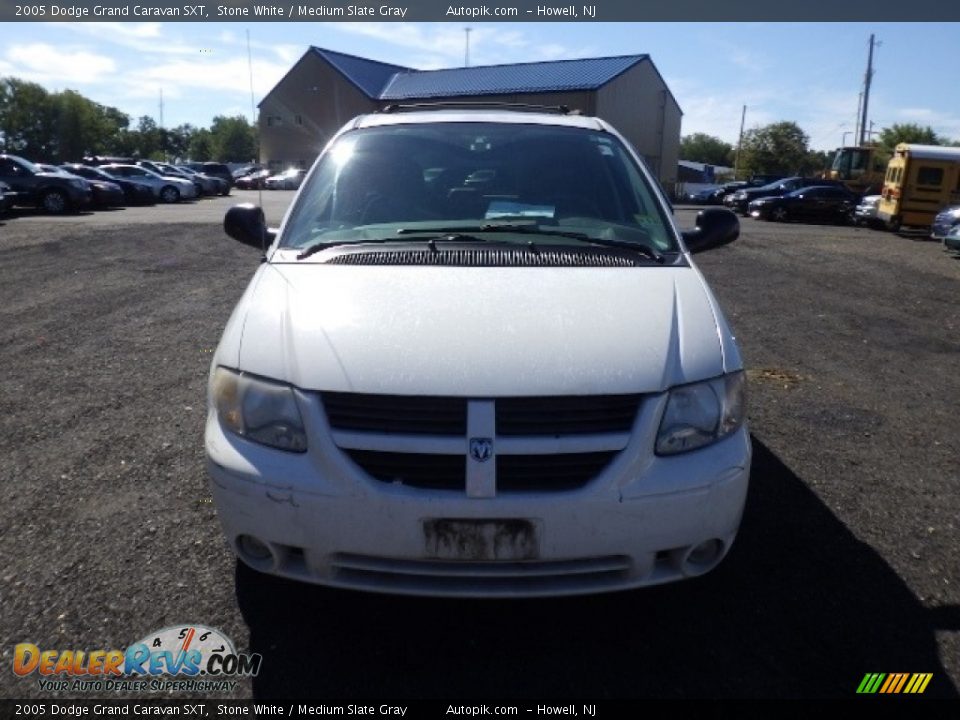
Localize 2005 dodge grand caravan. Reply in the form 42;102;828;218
206;105;751;597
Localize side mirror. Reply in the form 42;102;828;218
682;207;739;254
224;203;274;250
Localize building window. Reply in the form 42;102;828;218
267;116;283;127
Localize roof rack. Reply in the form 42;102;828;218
378;101;580;115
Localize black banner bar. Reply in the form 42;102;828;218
1;0;960;22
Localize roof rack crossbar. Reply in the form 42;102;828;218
378;101;580;115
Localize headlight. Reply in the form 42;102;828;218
212;367;307;452
655;372;746;455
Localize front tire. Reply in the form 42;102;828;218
41;189;68;214
771;206;788;222
160;185;180;203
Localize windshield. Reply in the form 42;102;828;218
280;122;677;252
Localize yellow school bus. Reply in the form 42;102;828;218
877;143;960;231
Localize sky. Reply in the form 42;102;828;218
1;21;959;151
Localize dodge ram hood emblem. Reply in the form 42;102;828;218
469;438;493;462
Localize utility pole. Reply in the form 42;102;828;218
733;105;746;179
464;27;472;67
858;34;877;145
247;29;259;167
159;88;165;161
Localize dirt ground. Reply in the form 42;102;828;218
1;194;957;699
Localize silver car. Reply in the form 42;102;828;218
99;164;197;203
930;205;960;241
853;195;882;229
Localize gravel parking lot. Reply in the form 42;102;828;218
1;194;958;699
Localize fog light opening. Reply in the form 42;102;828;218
236;534;277;571
682;539;725;576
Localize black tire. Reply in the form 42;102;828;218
159;185;180;203
771;206;788;222
886;217;902;233
40;189;69;215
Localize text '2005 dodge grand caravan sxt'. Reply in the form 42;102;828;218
206;105;751;597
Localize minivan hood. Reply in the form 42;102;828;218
228;263;731;396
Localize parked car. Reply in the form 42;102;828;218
726;176;847;215
853;194;883;229
99;164;197;203
748;185;859;223
264;168;307;190
0;180;15;215
235;169;271;190
37;163;124;208
207;105;750;597
177;166;228;196
61;163;155;205
232;165;262;180
195;162;233;194
136;161;204;198
930;205;960;241
0;154;91;214
944;224;960;252
685;186;724;205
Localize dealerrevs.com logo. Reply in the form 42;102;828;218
13;624;262;693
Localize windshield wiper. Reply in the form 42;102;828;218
298;225;664;263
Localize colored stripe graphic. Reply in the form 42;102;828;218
857;672;932;694
857;673;884;693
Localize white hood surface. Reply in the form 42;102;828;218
227;262;730;397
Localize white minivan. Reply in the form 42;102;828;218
206;106;751;597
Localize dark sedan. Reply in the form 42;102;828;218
748;185;859;223
62;164;155;206
726;176;847;215
39;163;124;208
0;154;91;214
235;168;271;189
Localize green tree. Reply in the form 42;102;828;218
0;77;56;160
739;121;810;177
48;90;130;161
802;149;833;176
165;124;196;161
209;115;256;162
679;133;734;167
188;128;213;161
133;116;162;158
878;123;945;152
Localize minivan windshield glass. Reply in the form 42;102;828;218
281;122;677;253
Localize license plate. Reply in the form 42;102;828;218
423;519;540;560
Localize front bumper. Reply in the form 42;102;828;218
205;392;751;597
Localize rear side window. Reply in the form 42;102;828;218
917;166;944;187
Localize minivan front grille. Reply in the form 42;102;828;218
323;394;641;494
342;450;618;492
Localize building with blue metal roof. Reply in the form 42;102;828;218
258;47;681;188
